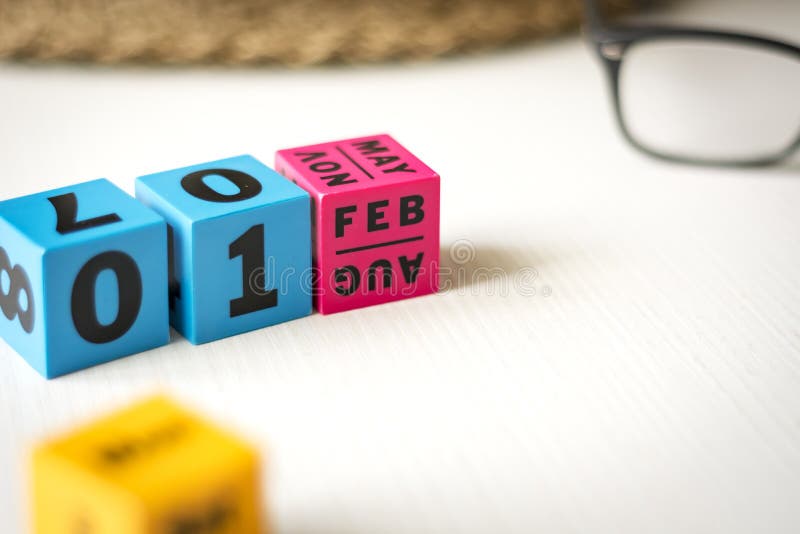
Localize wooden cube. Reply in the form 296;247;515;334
32;396;264;534
0;179;168;378
276;134;440;314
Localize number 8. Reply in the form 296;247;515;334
0;246;35;334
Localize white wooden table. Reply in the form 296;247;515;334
1;1;799;532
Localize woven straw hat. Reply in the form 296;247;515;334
0;0;631;65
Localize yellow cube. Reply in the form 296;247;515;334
32;395;264;534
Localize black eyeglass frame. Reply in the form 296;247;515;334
584;0;800;167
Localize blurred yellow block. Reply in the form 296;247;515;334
32;395;264;534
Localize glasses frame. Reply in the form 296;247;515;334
584;0;800;167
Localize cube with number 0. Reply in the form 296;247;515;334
136;155;311;344
0;179;169;378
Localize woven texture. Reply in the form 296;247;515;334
0;0;631;65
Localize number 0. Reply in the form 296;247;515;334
46;192;142;343
71;251;143;344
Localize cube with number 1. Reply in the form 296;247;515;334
136;155;312;344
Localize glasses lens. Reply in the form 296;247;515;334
618;38;800;164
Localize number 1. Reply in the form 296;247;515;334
228;224;277;317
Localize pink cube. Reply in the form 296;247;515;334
276;134;440;314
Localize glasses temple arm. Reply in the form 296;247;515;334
583;0;605;31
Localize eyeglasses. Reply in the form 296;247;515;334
584;0;800;167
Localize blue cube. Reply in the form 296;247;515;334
136;155;312;344
0;179;169;378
